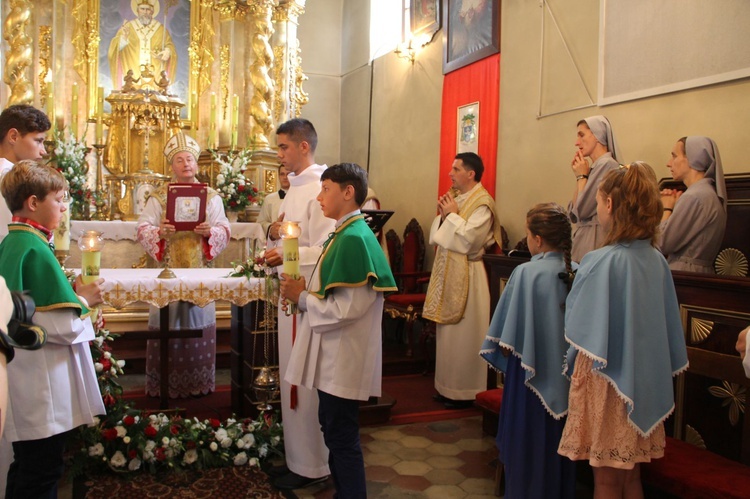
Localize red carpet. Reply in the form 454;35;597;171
122;375;479;425
382;373;480;425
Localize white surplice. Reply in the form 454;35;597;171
430;184;495;400
269;163;335;478
0;158;14;243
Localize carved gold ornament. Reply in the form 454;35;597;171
38;26;52;108
689;317;714;344
247;0;276;148
3;0;34;105
220;44;230;119
715;248;748;277
708;380;746;426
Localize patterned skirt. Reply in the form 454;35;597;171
558;355;665;469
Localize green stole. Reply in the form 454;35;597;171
0;224;89;316
309;215;397;299
423;184;502;325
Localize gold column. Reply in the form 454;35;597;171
272;0;306;125
246;0;277;149
38;26;52;108
3;0;34;105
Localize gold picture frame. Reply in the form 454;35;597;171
72;0;214;127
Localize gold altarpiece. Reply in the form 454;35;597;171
1;0;309;220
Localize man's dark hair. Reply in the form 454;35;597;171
455;152;484;181
276;118;318;152
0;105;51;142
321;163;368;206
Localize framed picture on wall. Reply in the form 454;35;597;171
457;101;479;154
442;0;500;74
411;0;441;40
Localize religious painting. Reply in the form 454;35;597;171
411;0;441;40
442;0;500;74
457;101;479;154
98;0;191;116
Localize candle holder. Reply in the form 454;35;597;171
157;233;177;279
78;230;104;284
91;144;108;221
279;220;302;315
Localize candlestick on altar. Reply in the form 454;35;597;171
279;220;302;315
91;144;108;220
54;195;71;272
209;92;217;149
71;82;79;137
157;230;177;280
95;87;104;144
231;94;239;150
46;80;55;126
78;230;104;284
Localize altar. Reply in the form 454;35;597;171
67;220;266;269
98;268;275;409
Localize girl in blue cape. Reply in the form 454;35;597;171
558;162;688;498
480;202;577;499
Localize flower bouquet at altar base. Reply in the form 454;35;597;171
211;148;264;212
228;249;272;279
49;128;93;220
67;310;285;478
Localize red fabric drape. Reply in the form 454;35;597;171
438;54;500;198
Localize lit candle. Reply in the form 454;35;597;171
231;94;239;150
191;91;198;134
70;82;78;138
95;86;104;144
279;221;302;315
53;199;71;251
78;230;104;285
46;80;54;122
209;92;217;149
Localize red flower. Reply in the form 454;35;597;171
144;425;157;438
238;185;245;192
102;428;118;441
186;441;196;449
128;450;137;459
209;418;221;429
170;425;180;435
101;358;112;372
123;415;136;426
154;447;166;461
102;394;116;407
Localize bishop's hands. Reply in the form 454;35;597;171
279;273;306;312
438;191;459;221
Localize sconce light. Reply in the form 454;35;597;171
394;33;432;64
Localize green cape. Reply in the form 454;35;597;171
0;224;89;316
309;215;397;298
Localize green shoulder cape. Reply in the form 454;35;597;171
309;215;397;299
0;224;89;316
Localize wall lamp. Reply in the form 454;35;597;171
394;33;432;64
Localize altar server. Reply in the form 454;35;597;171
263;119;335;489
136;133;230;398
280;163;396;498
0;160;104;498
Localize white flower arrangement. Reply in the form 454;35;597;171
211;149;263;212
50;128;92;219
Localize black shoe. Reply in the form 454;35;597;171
264;463;290;478
432;393;448;402
444;399;475;410
273;472;328;490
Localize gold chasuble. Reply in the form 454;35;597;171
423;185;502;324
151;184;220;268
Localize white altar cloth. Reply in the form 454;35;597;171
98;268;274;309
